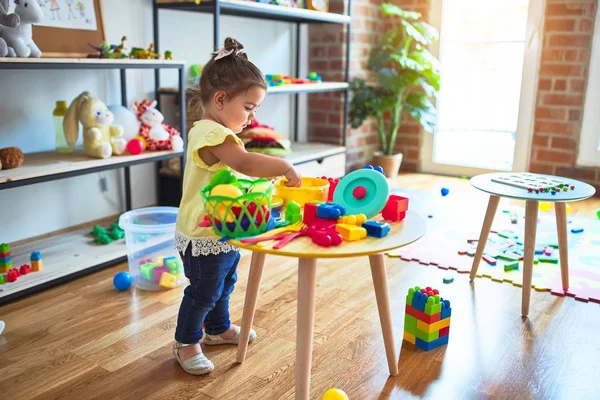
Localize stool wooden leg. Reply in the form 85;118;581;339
470;195;501;281
236;252;266;363
369;254;399;376
522;200;539;317
296;257;318;400
554;202;570;290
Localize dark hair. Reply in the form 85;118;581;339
187;38;267;115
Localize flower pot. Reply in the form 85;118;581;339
373;151;403;179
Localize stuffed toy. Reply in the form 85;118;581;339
63;91;127;159
0;0;43;58
132;99;183;152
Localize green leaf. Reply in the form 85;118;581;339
417;78;437;98
390;54;424;72
405;93;437;132
409;49;441;72
401;20;431;45
381;3;421;20
412;21;440;43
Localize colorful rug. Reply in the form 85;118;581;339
386;189;600;304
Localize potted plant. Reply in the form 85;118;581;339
349;3;441;179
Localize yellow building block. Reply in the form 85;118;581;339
31;260;42;272
416;317;451;334
403;331;416;345
155;256;165;267
335;224;367;241
337;214;367;226
0;266;9;274
159;272;177;288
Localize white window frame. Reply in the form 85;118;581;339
422;0;545;175
577;6;600;167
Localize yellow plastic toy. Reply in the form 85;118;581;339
275;177;329;207
336;224;367;241
322;388;349;400
338;214;367;226
539;202;552;212
159;272;177;288
207;184;245;222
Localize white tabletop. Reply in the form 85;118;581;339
470;172;596;202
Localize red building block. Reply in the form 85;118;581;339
439;326;450;337
19;264;32;275
405;304;441;324
382;195;409;222
303;202;336;230
321;177;340;202
7;268;19;282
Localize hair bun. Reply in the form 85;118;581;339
224;37;244;52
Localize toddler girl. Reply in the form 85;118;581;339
173;37;302;375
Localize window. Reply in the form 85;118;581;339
578;5;600;167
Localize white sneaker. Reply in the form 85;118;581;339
204;324;257;346
172;342;214;375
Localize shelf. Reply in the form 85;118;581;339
156;0;351;24
157;81;349;97
286;142;346;165
0;58;185;70
0;218;128;303
0;150;183;190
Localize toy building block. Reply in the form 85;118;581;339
382;195;409;222
303;202;336;230
317;203;346;219
285;201;302;224
362;221;391;238
140;262;158;281
307;225;343;247
31;260;42;272
30;251;42;261
320;177;340;202
0;274;4;284
159;272;177;288
19;264;32;275
338;214;367;226
482;255;497;266
504;261;519;272
0;243;10;254
404;286;451;351
165;257;183;274
443;277;454;284
153;266;170;283
155;256;165;267
7;268;19;282
335;224;367;242
539;256;559;264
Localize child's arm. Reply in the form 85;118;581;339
206;136;302;187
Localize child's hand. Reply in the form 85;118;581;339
284;167;302;187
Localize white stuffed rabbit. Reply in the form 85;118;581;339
0;0;43;58
63;92;127;159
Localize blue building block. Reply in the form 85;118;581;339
316;203;346;219
415;334;449;351
30;251;42;261
411;291;428;312
362;221;391;238
440;299;451;319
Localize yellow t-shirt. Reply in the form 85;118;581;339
174;120;244;256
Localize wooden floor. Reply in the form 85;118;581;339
1;173;599;400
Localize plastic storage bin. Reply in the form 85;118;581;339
118;206;186;290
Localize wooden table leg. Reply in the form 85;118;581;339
554;202;570;290
470;195;501;281
369;254;399;376
522;200;539;317
296;257;318;400
236;251;266;363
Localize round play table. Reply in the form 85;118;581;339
469;172;596;317
231;211;426;400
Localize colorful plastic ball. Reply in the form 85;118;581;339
596;208;600;219
113;271;132;291
539;202;552;212
126;138;145;155
210;184;244;198
322;388;349;400
441;187;449;196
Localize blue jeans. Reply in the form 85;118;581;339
175;246;240;344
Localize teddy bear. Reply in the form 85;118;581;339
132;99;183;152
63;91;127;159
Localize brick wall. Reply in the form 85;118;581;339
531;0;600;193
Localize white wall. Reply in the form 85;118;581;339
0;0;298;243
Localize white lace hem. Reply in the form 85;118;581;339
175;232;238;257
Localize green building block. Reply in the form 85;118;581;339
539;256;559;264
0;274;4;284
0;243;10;253
497;253;519;262
406;287;416;307
443;277;454;284
404;314;417;335
414;327;440;342
140;262;158;280
504;261;519;272
165;258;183;274
534;256;539;265
0;259;11;267
425;300;442;316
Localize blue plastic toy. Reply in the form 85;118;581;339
316;203;346;219
113;271;133;291
441;188;450;196
362;221;391;238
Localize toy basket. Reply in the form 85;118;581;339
201;179;273;238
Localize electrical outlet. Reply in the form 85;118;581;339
99;177;108;193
